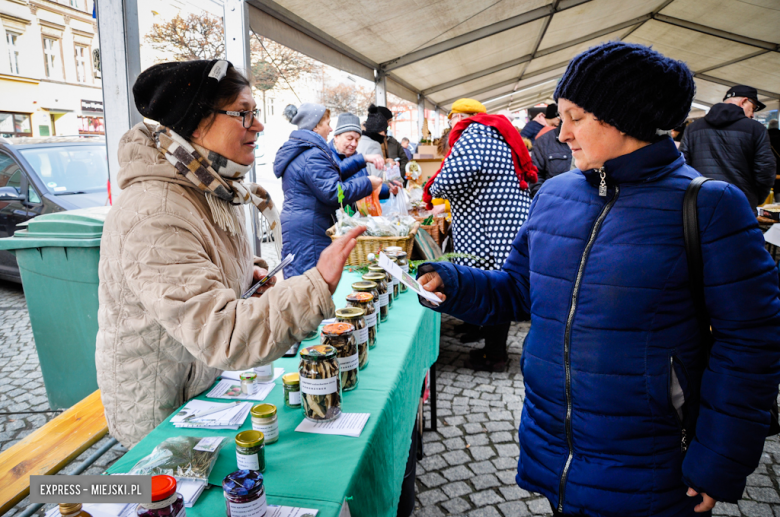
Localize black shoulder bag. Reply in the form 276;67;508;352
683;176;780;440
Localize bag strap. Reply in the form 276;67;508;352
683;176;714;356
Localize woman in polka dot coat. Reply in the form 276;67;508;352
428;107;535;371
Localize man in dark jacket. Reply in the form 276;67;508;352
768;119;780;201
680;85;776;209
529;126;573;197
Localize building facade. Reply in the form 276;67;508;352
0;0;103;138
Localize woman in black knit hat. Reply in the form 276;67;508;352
417;41;780;516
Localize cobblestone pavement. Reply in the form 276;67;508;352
414;314;780;517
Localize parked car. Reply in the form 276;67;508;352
0;136;109;282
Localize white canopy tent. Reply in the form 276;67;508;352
245;0;780;115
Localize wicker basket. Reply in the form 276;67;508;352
413;215;449;247
327;222;420;266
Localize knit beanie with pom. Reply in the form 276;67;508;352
554;41;695;142
364;104;393;134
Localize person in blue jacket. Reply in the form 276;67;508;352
327;112;401;203
417;42;780;516
274;104;382;278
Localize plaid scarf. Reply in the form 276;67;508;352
154;125;282;256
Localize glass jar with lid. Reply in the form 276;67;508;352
388;256;401;299
235;430;265;472
60;504;93;517
321;322;358;391
351;281;379;332
368;265;393;310
253;362;274;383
363;272;388;322
299;344;342;422
240;371;258;395
387;250;409;294
347;290;376;348
336;307;368;369
283;372;301;408
250;404;278;444
223;470;267;517
136;475;185;517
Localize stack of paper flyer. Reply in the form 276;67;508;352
170;399;251;430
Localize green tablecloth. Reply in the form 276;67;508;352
107;271;440;517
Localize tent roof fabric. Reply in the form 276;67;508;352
247;0;780;114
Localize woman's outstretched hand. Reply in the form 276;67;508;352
317;226;367;294
418;271;447;302
687;488;716;513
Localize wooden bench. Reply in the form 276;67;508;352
0;390;108;515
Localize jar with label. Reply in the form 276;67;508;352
388;256;401;299
235;430;265;472
136;475;185;517
299;344;342;422
351;281;380;333
368;265;394;310
61;504;93;517
283;372;301;408
223;470;267;517
253;362;274;383
346;291;376;348
321;322;358;391
388;250;409;294
250;404;278;444
240;372;258;396
336;307;368;369
363;272;388;322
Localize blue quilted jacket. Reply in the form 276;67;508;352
273;130;373;278
327;140;390;200
422;137;780;516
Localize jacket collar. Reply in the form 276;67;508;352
581;137;683;187
363;130;385;144
328;139;345;160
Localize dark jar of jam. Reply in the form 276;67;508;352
136;475;185;516
223;470;267;516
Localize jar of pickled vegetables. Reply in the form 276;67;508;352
388;256;400;299
362;272;388;322
387;250;409;294
351;281;380;332
321;322;358;391
250;404;278;444
235;430;265;472
223;470;267;517
347;291;376;348
136;475;185;517
283;372;301;408
299;344;342;422
368;265;393;310
336;307;368;369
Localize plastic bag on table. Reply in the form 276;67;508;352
128;436;225;482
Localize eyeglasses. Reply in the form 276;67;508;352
215;108;261;128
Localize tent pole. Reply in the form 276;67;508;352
375;69;387;107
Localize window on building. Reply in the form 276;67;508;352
0;112;32;138
6;32;20;75
75;45;88;83
43;38;60;79
69;0;82;10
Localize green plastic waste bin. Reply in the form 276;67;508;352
0;206;110;409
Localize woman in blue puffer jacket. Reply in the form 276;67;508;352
274;104;382;278
418;42;780;516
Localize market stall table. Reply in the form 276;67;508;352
107;271;440;517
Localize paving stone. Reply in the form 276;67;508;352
498;501;530;517
749;474;775;487
499;485;531;501
420;454;448;471
467;433;490;446
444;437;467;450
444;416;466;426
491;431;514;443
748;487;780;503
495;443;520;457
469;490;504;506
492;456;518;470
469;460;497;475
442;465;473;482
443;450;471;466
423;432;443;443
418;472;448;488
439;425;464;439
468;507;502;517
414;505;445;517
496;470;518;485
527;498;553;515
472;474;502;490
488;410;513;421
463;422;485;434
442;496;471;514
442;481;473;499
466;413;489;423
418;488;448;507
484;421;514;432
713;503;741;516
425;442;445;455
739;501;773;517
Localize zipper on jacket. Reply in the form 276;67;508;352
598;167;607;196
557;183;620;513
669;356;690;452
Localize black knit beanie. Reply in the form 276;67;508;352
554;42;695;142
133;59;232;139
364;104;393;134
